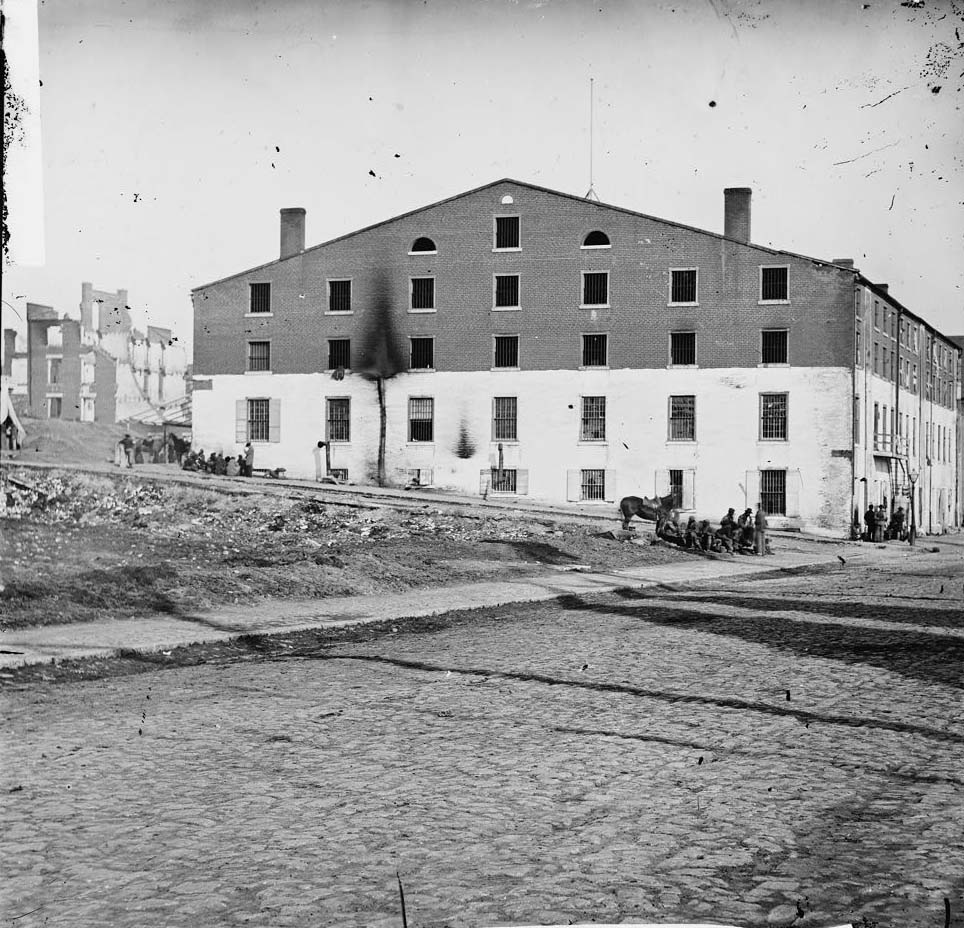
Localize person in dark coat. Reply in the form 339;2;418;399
863;505;877;542
243;442;255;477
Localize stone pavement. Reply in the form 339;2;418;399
2;544;961;928
0;536;908;670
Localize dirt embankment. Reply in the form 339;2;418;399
1;469;682;629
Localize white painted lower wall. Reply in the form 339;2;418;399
193;366;867;535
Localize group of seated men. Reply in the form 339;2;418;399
656;507;770;555
181;449;247;477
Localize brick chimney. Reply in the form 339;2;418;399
878;283;889;294
280;208;306;259
832;258;854;269
724;188;752;243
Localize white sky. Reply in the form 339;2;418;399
3;0;963;356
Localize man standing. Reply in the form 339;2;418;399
244;441;255;477
875;504;887;542
863;505;877;542
120;433;134;469
754;503;768;556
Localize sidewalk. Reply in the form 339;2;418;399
0;539;905;670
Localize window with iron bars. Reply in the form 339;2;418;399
668;395;695;441
249;283;271;314
489;468;518;493
408;397;434;442
494;216;520;250
581;469;606;501
326;398;350;442
327;339;350;370
410;337;434;370
669;469;684;509
761;330;788;364
494;275;520;309
581;396;606;441
247;341;270;371
760;469;787;515
582;272;609;307
329;468;349;482
247;398;270;441
760;393;788;440
760;267;788;301
410;277;435;311
670;269;698;304
493;396;517;440
494;336;519;369
328;280;351;313
581;334;608;367
670;332;696;366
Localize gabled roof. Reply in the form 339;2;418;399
192;177;860;293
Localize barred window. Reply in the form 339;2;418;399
327;339;350;370
408;397;434;442
582;230;610;248
410;337;434;370
581;334;608;367
490;468;517;493
494;275;520;309
247;398;270;441
493;396;517;441
328;280;352;313
670;332;696;366
326;398;350;442
761;330;788;364
581;396;606;441
581;469;606;501
410;236;436;253
760;267;788;301
671;269;698;304
48;358;62;384
247;341;270;371
582;272;609;307
495;216;520;249
329;468;349;482
760;469;787;516
249;282;271;314
411;277;435;311
760;393;788;440
669;469;684;509
494;335;519;369
669;395;695;441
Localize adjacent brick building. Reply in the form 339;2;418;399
191;179;962;536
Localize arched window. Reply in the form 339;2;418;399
582;230;611;248
410;237;437;254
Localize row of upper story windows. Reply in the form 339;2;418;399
867;401;956;463
406;218;612;254
244;329;792;374
861;298;959;375
246;265;790;315
858;332;958;408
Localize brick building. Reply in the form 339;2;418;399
191;179;962;536
21;283;188;424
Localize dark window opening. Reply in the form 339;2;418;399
48;396;63;419
326;398;350;442
411;277;435;310
411;236;436;253
581;396;606;441
247;341;271;371
760;469;787;515
495;275;520;308
670;332;696;365
249;282;271;314
669;469;684;509
671;269;697;304
761;330;788;364
669;395;695;441
328;280;352;313
410;337;434;370
495;216;520;249
581;334;608;367
493;396;517;441
582;272;609;306
328;339;350;370
761;267;788;301
494;336;519;368
583;230;610;247
48;358;62;384
408;397;434;442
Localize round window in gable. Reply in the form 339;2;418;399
583;230;611;248
410;236;437;253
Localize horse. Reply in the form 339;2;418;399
618;493;675;530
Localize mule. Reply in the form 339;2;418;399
618;493;675;530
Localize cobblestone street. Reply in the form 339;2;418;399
2;541;963;928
